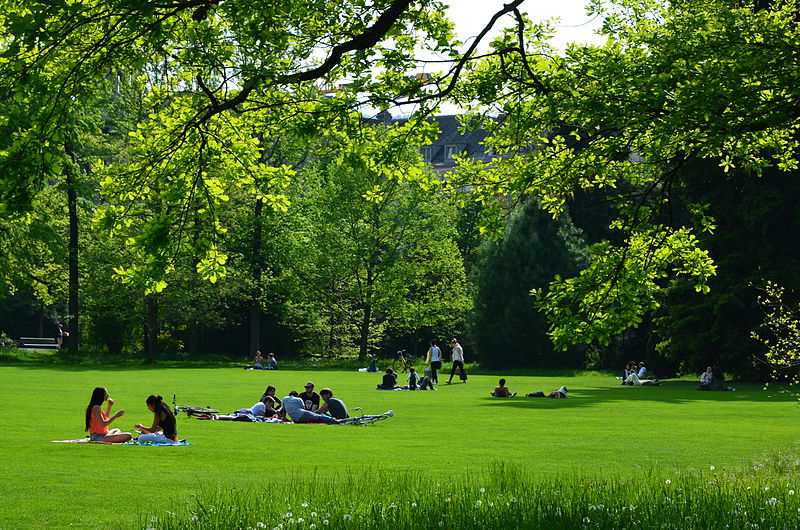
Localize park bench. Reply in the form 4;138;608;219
18;337;58;350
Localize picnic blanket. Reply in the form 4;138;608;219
53;439;192;445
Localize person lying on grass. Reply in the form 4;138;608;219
491;378;517;397
135;394;180;444
283;391;345;424
205;395;283;421
525;386;569;398
85;386;132;443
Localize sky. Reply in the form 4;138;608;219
373;0;608;116
446;0;606;52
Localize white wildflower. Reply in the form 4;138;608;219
302;502;309;508
583;517;590;523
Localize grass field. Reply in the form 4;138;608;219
1;364;799;529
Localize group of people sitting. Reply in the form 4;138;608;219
244;350;279;370
85;387;180;444
490;378;569;399
207;381;352;424
699;365;735;391
377;367;436;390
620;361;661;386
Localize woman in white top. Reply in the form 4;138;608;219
426;339;442;384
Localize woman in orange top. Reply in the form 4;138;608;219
85;387;132;443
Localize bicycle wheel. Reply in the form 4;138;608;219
179;406;220;416
391;357;404;372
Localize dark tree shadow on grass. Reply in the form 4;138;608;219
480;381;795;409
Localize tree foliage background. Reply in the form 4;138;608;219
2;0;800;377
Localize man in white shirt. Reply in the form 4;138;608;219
446;338;468;384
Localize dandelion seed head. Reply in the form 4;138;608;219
511;497;517;503
767;497;778;506
764;486;770;491
665;479;672;485
583;517;590;523
256;523;266;529
710;466;715;471
589;505;597;511
311;512;317;517
480;487;485;493
323;520;329;526
297;518;304;524
343;514;352;521
302;503;309;508
411;502;417;508
790;490;795;495
476;500;482;507
310;525;317;529
191;515;199;521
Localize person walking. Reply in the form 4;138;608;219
446;337;467;384
426;339;442;384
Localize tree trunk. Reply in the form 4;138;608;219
249;199;263;359
358;304;372;362
145;294;159;363
66;147;79;356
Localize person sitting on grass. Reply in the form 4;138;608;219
405;367;420;390
260;385;284;416
316;388;349;420
282;391;344;424
244;350;265;370
267;352;278;370
699;366;713;390
135;394;180;444
377;368;399;389
710;364;734;391
85;386;132;443
491;378;517;397
297;381;321;411
620;361;636;384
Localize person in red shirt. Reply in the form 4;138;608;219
85;387;132;443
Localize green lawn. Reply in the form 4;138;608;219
1;365;798;529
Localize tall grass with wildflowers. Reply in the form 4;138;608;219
144;455;800;529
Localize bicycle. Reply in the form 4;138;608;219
391;349;415;373
172;394;220;417
339;408;394;426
